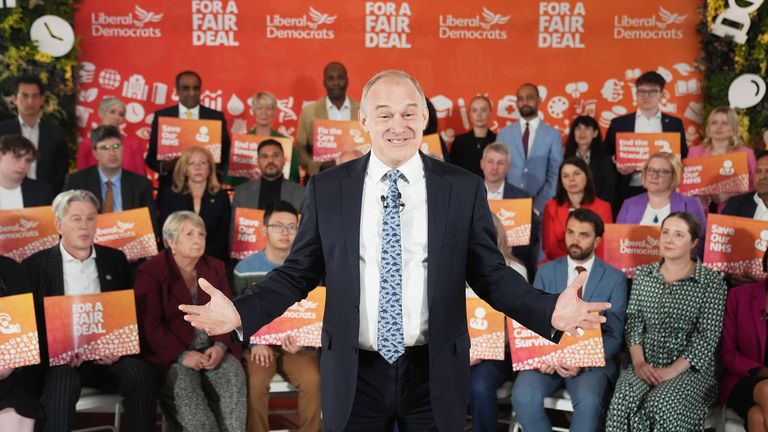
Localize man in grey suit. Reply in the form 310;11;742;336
232;138;305;212
512;208;627;432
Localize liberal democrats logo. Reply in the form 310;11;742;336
90;5;163;38
438;7;510;40
613;6;687;40
266;7;336;39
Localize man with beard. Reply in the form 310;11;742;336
232;138;305;212
295;62;361;177
497;83;563;216
511;208;627;432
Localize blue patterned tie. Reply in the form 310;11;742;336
378;169;405;364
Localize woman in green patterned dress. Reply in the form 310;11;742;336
606;212;727;431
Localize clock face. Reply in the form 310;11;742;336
30;15;75;58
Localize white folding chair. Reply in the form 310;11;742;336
73;387;122;432
510;389;574;432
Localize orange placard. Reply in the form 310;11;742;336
43;290;140;366
466;294;505;361
0;206;58;263
95;208;158;262
680;152;750;196
508;317;605;371
228;134;294;178
231;207;267;259
157;117;223;162
615;132;682;171
250;286;326;347
0;293;40;369
488;198;533;246
420;133;443;161
704;214;768;279
602;224;661;278
312;119;370;162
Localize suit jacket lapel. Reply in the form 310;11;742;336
94;246;111;292
423;154;450;309
86;167;104;210
584;259;607;302
120;174;131;209
554;258;568;295
317;97;329;120
47;246;65;296
510;125;524;160
340;155;367;300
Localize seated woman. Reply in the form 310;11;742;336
0;255;42;432
564;115;617;204
135;211;245;431
158;146;231;261
542;157;612;262
689;106;756;213
449;95;496;177
719;249;768;431
606;212;727;431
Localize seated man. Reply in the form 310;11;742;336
234;200;321;432
21;190;156;432
511;208;627;432
0;134;52;209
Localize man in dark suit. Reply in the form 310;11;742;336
0;74;68;193
232;138;305;212
604;71;687;214
180;70;609;432
0;134;52;208
21;190;156;432
723;151;768;220
145;70;230;189
63;125;158;234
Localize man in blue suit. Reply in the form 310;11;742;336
512;208;627;432
497;84;563;215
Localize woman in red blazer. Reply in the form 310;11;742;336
542;157;613;262
720;251;768;430
135;210;245;431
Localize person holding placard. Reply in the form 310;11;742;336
158;146;231;261
723;151;768;221
21;190;156;432
234;201;322;432
449;95;496;177
542;158;613;262
689;106;756;213
564;115;617;204
0;134;52;209
75;97;147;176
606;212;727;431
512;209;627;432
134;211;245;431
0;255;42;432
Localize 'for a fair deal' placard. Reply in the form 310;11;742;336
228;134;293;178
680;152;749;196
250;287;326;347
230;207;267;259
488;199;533;247
602;224;661;278
704;214;768;279
0;206;58;263
312;119;370;162
615;132;681;171
0;293;40;369
157;117;223;162
508;317;605;371
95;208;158;262
466;294;505;361
43;290;140;366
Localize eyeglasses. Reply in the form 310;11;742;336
95;143;122;151
267;224;298;234
644;167;672;177
636;89;661;97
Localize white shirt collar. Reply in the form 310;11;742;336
754;193;768;215
567;254;595;274
367;150;423;186
179;104;200;117
635;110;662;121
326;96;351;113
18;114;40;129
520;116;540;130
59;241;97;263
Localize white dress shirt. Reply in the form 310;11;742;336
60;242;100;296
0;184;24;210
631;111;663;186
359;151;428;350
520;116;541;157
566;255;595;296
325;96;352;121
486;182;504;200
18;115;40;179
179;104;200;120
754;193;768;221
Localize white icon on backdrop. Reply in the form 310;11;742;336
136;127;151;140
134;5;163;27
685;125;700;144
481;7;510;29
598;105;628;128
151;82;168;105
75;105;94;128
565;82;588;98
656;66;674;83
308;7;337;29
429;95;453;119
1;0;18;8
684;101;703;124
673;63;695;76
496;95;519;120
458;98;469;129
201;90;223;111
575;99;597;117
601;79;625;102
675;79;701;96
78;88;99;103
231;118;248;134
547;96;569;119
277;97;298;123
624;69;641;81
125;102;145;124
122;74;149;101
79;62;96;83
196;126;210;143
657;7;687;29
227;94;245;116
98;69;121;90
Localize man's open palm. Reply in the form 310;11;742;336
179;278;242;335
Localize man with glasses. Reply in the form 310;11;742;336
233;200;322;432
604;71;687;214
63;126;158;233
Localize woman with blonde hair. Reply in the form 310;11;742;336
241;91;300;183
157;146;230;261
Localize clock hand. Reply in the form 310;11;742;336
44;22;64;41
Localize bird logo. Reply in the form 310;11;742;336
657;7;686;29
292;299;318;312
481;7;510;30
644;236;659;248
134;5;163;28
18;218;39;231
116;220;135;232
308;7;337;29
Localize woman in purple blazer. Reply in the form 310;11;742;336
719;251;768;431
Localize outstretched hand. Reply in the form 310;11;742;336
550;271;611;337
179;278;242;336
